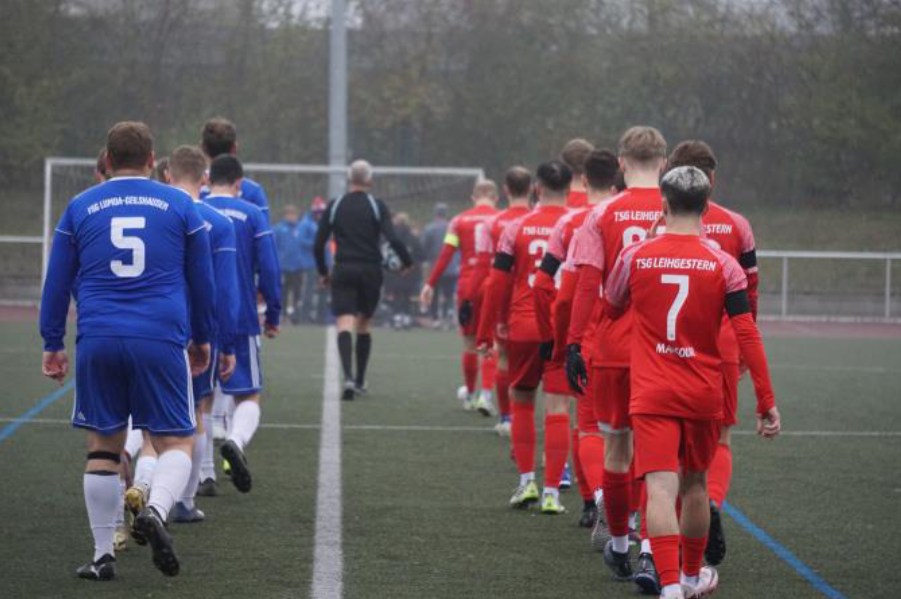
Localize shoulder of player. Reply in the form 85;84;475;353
699;237;742;269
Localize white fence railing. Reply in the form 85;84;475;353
757;250;900;321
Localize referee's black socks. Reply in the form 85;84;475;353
338;331;354;383
355;333;372;387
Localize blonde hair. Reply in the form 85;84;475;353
619;126;667;163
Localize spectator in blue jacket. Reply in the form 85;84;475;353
274;204;305;324
299;197;329;323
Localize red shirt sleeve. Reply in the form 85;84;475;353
533;270;556;341
730;312;776;415
426;243;457;287
551;268;578;358
567;265;602;346
477;266;513;345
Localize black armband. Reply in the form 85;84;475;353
87;451;121;464
725;290;751;317
493;252;514;272
538;253;562;278
739;249;757;270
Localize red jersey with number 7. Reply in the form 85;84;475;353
496;204;570;342
604;234;748;420
570;187;663;366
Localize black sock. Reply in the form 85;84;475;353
355;333;372;387
337;331;353;382
583;499;596;510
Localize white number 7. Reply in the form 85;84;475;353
661;274;689;341
110;216;146;278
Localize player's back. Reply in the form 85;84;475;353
61;177;202;345
590;187;664;366
196;201;235;256
239;177;269;216
610;234;744;419
204;194;269;334
489;205;531;250
566;189;588;209
451;204;498;273
502;205;569;340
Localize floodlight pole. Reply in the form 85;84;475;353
328;0;348;200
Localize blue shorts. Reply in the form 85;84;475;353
73;337;195;436
192;346;218;402
219;335;262;395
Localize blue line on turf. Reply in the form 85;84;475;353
722;501;847;599
0;380;75;443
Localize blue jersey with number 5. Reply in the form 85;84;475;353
40;176;216;351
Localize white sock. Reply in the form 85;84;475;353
228;401;261;451
147;450;192;522
180;432;206;510
225;394;236;433
115;478;126;527
84;472;120;561
543;486;559;498
641;538;652;554
611;535;630;553
594;488;604;505
212;387;231;431
661;583;684;598
124;426;143;460
681;573;700;586
134;455;157;489
629;510;639;531
200;413;216;481
519;472;535;486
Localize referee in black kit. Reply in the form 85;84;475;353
315;160;413;400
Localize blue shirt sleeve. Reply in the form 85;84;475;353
184;203;216;345
39;209;79;351
253;210;281;327
214;220;240;355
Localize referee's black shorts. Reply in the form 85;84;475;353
330;262;383;318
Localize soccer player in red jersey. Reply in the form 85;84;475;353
465;167;533;434
560;138;595;208
532;149;621;527
668;140;760;567
420;181;499;412
603;165;781;598
477;161;572;514
564;126;668;580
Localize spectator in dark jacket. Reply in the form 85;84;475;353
420;203;458;326
385;212;424;329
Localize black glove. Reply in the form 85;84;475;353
458;300;473;326
565;343;589;395
539;340;554;361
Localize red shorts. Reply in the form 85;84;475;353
721;362;739;427
542;361;569;395
507;340;543;390
633;415;720;478
592;367;631;433
458;294;482;337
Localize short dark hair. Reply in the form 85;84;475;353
169;145;207;184
660;166;710;216
209;154;244;186
535;160;573;194
614;170;627;192
106;121;153;171
504;166;532;197
201;117;237;158
584;149;619;191
560;138;595;175
668;140;718;179
152;156;170;183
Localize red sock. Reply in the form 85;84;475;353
462;351;478;394
681;535;708;577
707;443;732;507
630;468;643;514
572;429;592;500
480;352;496;391
578;435;605;493
603;470;632;537
640;482;649;540
543;414;570;488
511;401;535;474
495;368;510;417
650;535;681;587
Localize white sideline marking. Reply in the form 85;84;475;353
2;416;900;438
311;326;343;599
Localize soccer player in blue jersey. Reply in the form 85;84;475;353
200;116;270;217
40;122;216;580
204;155;281;493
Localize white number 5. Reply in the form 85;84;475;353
110;216;146;278
661;274;689;341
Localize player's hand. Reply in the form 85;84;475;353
458;300;473;326
419;284;434;311
188;342;211;377
264;322;279;339
218;353;236;382
564;344;588;395
475;340;492;356
539;340;554;361
756;406;781;439
495;323;509;340
42;350;69;384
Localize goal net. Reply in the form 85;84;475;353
0;158;484;304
